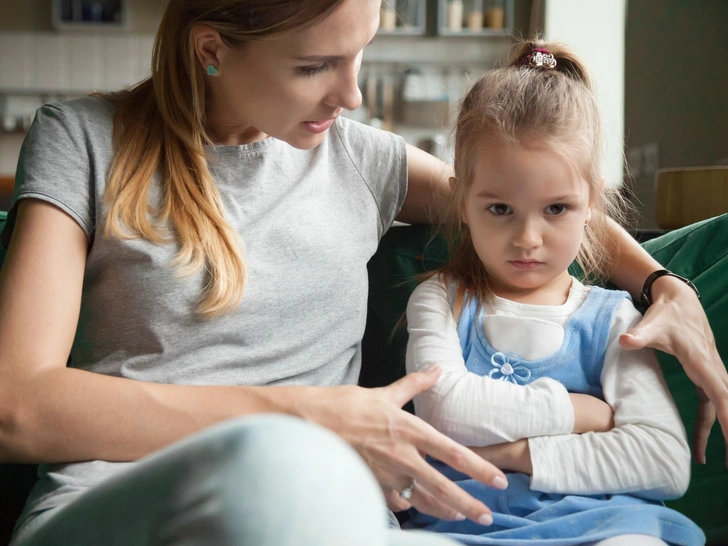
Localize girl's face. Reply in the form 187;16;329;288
462;140;594;305
201;0;380;147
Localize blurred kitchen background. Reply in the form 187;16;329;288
0;0;726;228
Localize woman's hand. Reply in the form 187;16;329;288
294;365;508;525
619;276;728;466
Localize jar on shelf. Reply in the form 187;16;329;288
485;0;505;29
447;0;464;32
466;0;484;31
378;0;427;36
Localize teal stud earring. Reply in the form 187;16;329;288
206;65;218;76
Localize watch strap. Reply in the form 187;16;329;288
640;269;701;308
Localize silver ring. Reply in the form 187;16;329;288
399;478;416;500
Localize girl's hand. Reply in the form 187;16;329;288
294;365;508;525
619;276;728;466
470;439;532;475
569;393;615;433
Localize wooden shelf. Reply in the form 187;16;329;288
0;177;14;195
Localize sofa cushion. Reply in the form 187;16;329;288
641;214;728;543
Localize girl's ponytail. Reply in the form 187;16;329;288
509;39;594;91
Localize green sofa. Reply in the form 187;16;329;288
1;210;726;544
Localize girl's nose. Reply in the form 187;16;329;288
513;219;543;249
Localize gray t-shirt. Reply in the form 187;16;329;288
1;96;407;518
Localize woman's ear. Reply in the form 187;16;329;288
190;24;225;75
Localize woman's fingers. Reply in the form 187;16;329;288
384;483;467;523
382;487;412;513
619;283;728;467
414;421;508;492
692;391;716;464
379;364;441;408
404;482;466;522
374;366;506;523
403;449;495;525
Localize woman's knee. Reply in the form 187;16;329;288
171;414;389;545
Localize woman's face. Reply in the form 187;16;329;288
200;0;380;147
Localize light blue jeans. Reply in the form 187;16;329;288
11;415;458;546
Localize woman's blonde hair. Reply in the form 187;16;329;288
103;0;345;319
437;39;630;318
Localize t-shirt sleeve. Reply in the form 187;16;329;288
1;103;97;250
330;117;407;237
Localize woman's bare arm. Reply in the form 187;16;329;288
0;200;299;462
397;144;452;224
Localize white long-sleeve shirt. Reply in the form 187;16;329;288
406;276;691;500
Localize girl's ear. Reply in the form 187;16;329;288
586;176;605;223
451;177;469;226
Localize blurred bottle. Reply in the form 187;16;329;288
486;0;504;28
380;4;397;31
467;0;484;31
448;0;464;32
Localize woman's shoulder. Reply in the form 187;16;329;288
36;95;115;135
330;115;404;151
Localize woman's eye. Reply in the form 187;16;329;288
298;63;330;77
545;204;568;215
488;204;511;215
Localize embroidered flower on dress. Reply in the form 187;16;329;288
488;352;531;384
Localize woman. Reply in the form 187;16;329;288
0;1;724;544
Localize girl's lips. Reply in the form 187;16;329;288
302;118;335;134
509;260;543;270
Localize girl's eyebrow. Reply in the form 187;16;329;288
548;193;580;202
474;190;504;199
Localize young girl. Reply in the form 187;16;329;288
403;41;706;546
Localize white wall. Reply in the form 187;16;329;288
0;31;155;175
544;0;626;188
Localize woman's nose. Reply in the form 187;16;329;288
325;62;363;112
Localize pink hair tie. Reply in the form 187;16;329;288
521;48;557;69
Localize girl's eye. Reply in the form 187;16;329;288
488;204;512;215
298;63;330;77
545;204;568;215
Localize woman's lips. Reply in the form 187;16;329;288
302;118;335;134
509;260;543;270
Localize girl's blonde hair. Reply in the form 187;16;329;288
103;0;345;319
437;39;630;318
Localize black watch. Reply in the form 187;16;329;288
640;269;701;308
